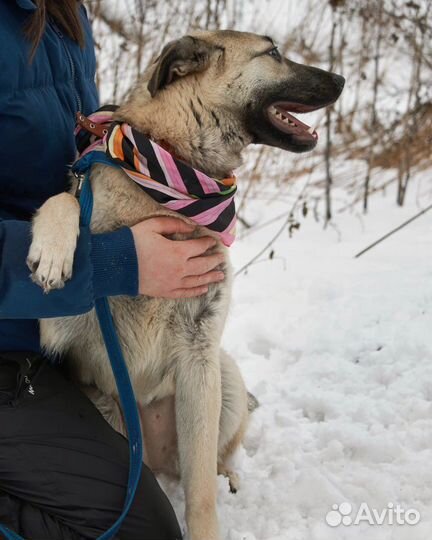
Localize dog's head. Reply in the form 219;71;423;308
146;30;344;155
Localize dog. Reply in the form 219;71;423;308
27;30;344;540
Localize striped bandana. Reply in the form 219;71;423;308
74;108;237;246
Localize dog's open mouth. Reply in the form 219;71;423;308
267;102;319;143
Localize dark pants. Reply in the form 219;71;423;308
0;352;183;540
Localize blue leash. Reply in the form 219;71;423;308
80;165;143;540
0;156;143;540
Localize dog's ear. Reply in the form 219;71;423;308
148;36;213;97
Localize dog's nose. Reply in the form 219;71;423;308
332;73;345;92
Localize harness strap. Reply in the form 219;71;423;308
76;111;110;139
0;161;143;540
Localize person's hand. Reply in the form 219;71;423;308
131;217;225;299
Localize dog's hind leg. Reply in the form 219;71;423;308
83;385;126;437
175;345;222;540
27;192;80;292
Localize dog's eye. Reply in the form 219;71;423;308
268;47;281;61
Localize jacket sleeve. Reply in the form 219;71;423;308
0;219;138;319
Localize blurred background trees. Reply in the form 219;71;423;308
86;0;431;225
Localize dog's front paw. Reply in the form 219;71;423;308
27;237;75;292
27;193;80;293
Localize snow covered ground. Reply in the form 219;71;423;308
161;174;432;540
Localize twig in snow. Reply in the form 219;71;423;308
354;202;432;258
235;176;312;277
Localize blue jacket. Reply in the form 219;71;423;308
0;0;138;352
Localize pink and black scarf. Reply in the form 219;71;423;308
74;107;237;246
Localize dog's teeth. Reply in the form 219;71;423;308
307;126;316;134
282;117;289;123
269;106;277;115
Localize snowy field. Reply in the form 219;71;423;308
160;175;432;540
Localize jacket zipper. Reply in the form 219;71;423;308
50;20;83;112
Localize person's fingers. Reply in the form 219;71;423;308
181;270;224;288
149;217;196;235
176;236;218;258
186;253;225;276
169;286;209;299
